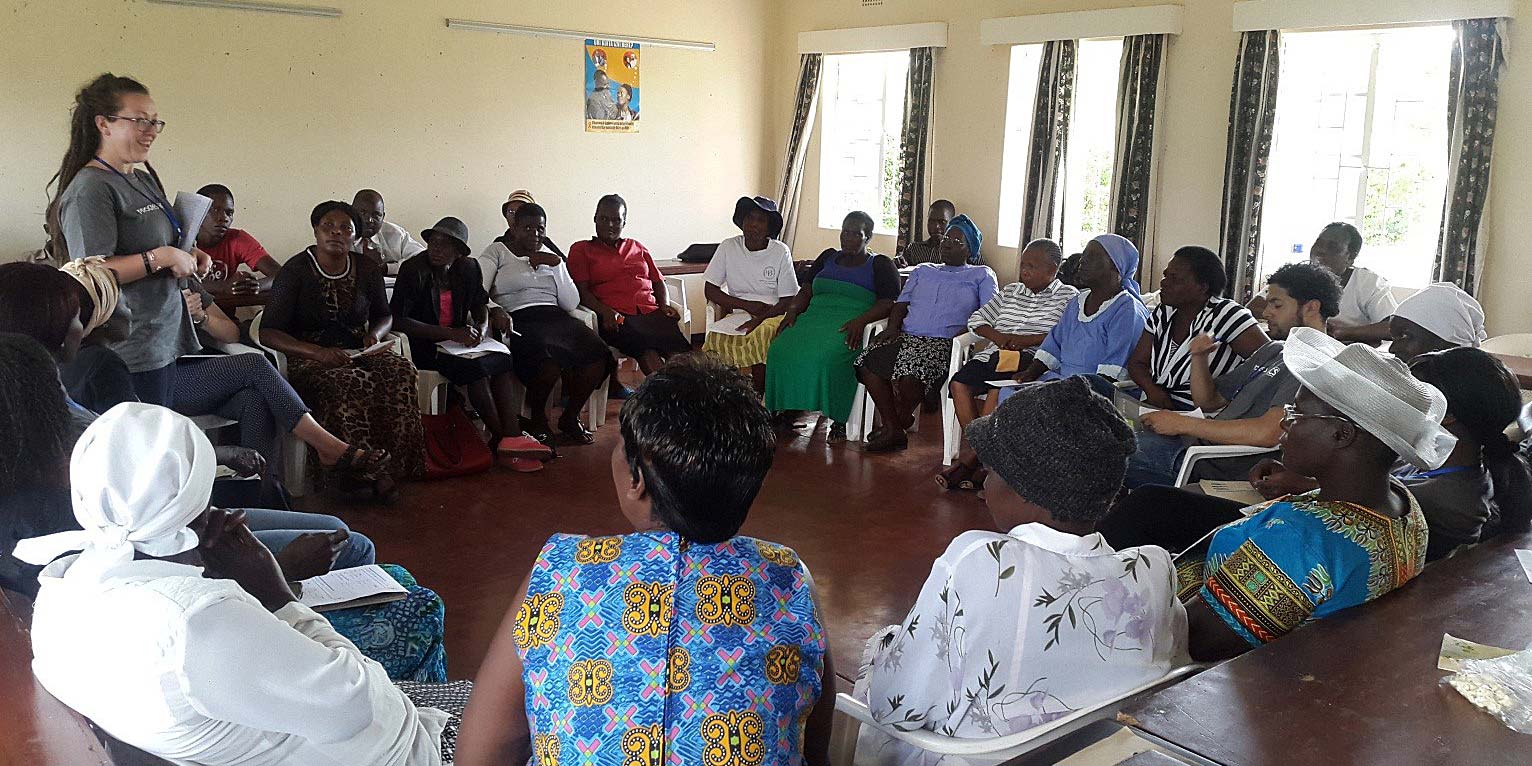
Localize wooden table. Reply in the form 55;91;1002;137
0;589;116;764
655;259;708;276
1490;352;1532;390
1123;533;1532;765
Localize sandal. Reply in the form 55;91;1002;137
329;444;389;475
559;417;595;445
865;429;908;453
936;463;973;491
828;422;848;443
959;467;989;492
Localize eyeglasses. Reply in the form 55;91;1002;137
1281;404;1354;427
103;115;167;133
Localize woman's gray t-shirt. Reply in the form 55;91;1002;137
59;166;198;372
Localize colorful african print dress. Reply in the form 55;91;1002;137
1177;484;1428;647
516;532;826;765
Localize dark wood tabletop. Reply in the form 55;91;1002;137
0;589;115;764
654;259;709;276
1124;533;1532;765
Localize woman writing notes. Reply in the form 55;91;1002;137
49;73;211;406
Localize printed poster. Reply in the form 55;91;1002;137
584;39;639;133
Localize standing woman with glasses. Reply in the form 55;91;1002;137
47;73;211;406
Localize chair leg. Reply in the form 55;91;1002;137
283;434;310;498
829;715;862;766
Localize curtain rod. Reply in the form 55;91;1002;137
444;18;715;52
146;0;342;18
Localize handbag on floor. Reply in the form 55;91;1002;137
421;405;492;480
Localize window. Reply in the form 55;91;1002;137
997;39;1123;253
817;51;910;234
1257;26;1453;289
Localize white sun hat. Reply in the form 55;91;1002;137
1282;327;1456;469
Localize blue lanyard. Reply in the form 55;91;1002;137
93;157;182;244
1394;464;1472;480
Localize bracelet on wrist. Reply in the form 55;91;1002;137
141;250;155;274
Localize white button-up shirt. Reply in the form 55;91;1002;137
30;556;447;766
476;240;580;314
854;523;1187;765
354;219;427;266
1335;265;1399;327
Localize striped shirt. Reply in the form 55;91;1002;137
967;279;1079;361
1145;297;1259;407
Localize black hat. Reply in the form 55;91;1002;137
966;377;1136;524
732;196;785;239
422;217;471;256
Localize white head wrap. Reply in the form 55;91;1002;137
13;403;215;581
1393;282;1487;349
1282;327;1457;470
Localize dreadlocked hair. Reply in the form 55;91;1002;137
0;332;73;497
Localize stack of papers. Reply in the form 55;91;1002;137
437;337;512;358
297;565;409;612
173;192;213;253
1197;479;1267;506
708;311;755;336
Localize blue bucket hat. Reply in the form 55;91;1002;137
733;196;785;239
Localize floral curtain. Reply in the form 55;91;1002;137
779;53;824;249
895;47;936;257
1109;34;1166;277
1434;18;1505;295
1020;40;1077;247
1218;31;1281;302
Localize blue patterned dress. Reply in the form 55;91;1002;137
516;532;826;765
327;564;448;682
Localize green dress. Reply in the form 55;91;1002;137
766;258;887;422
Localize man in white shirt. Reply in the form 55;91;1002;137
19;404;450;766
856;378;1187;765
353;188;426;274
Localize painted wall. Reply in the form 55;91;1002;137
0;0;773;264
771;0;1532;334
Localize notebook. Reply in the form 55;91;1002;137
296;565;409;612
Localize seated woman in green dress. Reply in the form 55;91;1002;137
764;211;899;439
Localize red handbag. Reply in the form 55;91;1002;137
421;405;492;480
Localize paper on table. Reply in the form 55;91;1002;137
708;311;754;336
1198;480;1268;507
1439;633;1519;672
437;336;512;358
173;192;213;253
348;338;396;358
1517;550;1532;584
298;564;409;612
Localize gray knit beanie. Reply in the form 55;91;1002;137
966;377;1136;523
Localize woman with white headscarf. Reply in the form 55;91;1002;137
18;404;461;766
1387;281;1488;362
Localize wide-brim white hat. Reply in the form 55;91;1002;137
1282;327;1456;469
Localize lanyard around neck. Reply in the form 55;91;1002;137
93;157;182;243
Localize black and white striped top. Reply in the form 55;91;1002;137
1146;297;1259;407
966;279;1080;361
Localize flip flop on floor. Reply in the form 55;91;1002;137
935;463;973;491
958;467;989;492
330;445;389;476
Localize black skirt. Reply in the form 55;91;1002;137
604;309;691;359
506;305;614;383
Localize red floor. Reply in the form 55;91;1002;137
295;399;990;685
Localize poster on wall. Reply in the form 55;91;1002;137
584;38;639;133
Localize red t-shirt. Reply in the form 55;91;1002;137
437;290;454;327
203;229;271;282
567;238;663;316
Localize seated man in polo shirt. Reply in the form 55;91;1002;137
195;183;281;296
352;188;426;274
568;194;690;376
1125;262;1342;487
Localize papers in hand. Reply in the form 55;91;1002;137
986;379;1026;389
298;565;409;612
348;338;396;358
173;192;213;253
708;311;756;336
1197;480;1267;507
437;336;512;358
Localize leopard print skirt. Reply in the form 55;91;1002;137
288;350;426;480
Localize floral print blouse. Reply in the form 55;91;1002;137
855;524;1187;765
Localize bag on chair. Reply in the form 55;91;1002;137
422;405;492;480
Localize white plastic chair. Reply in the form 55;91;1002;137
504;308;609;433
1483;333;1532;357
663;276;694;337
940;332;989;466
846;319;892;443
1173;444;1279;488
830;664;1205;766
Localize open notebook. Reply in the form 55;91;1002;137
295;565;408;612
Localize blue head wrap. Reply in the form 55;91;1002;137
944;215;984;264
1091;234;1142;300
